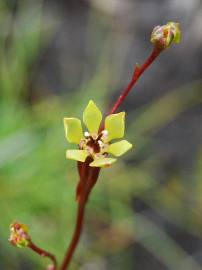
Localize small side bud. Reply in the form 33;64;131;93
9;222;30;248
151;22;181;50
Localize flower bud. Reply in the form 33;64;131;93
9;222;30;248
151;22;181;50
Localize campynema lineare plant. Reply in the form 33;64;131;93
9;22;181;270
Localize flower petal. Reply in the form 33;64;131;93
90;157;117;168
108;140;132;156
167;22;181;43
83;100;102;134
66;150;88;162
105;112;125;142
64;118;83;144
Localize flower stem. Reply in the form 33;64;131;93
109;47;161;114
59;198;86;270
60;167;100;270
28;240;57;269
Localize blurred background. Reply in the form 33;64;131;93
0;0;202;269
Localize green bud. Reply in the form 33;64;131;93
151;22;181;50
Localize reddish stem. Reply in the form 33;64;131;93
109;47;161;114
28;240;57;269
60;167;100;270
59;197;86;270
76;158;92;202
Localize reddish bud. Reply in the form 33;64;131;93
9;222;30;248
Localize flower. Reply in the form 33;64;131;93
151;22;181;50
64;100;132;168
9;222;30;248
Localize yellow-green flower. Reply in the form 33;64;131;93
151;22;181;49
64;100;132;168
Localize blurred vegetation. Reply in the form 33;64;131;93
0;1;202;270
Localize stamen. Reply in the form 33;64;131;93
84;131;90;138
102;130;108;136
101;130;108;141
98;140;104;147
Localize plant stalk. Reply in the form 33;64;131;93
28;240;57;269
109;47;161;114
60;166;100;270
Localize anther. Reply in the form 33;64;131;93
84;131;90;138
102;130;108;136
101;130;108;141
